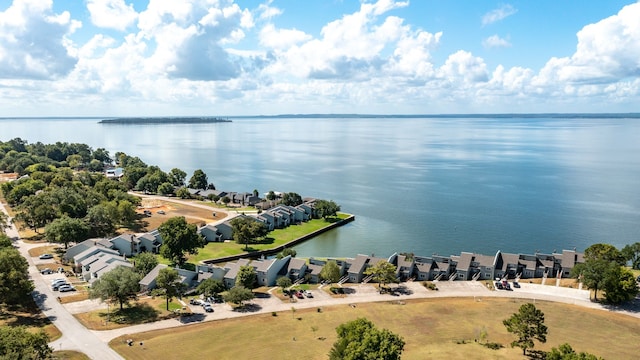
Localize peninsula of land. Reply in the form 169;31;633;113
99;117;231;124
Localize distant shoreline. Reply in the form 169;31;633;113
98;117;232;124
2;113;639;121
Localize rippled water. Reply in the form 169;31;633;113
2;116;639;257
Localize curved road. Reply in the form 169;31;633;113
1;202;123;360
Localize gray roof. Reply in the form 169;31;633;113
139;264;168;286
348;255;369;274
254;259;275;273
224;259;250;280
288;258;307;272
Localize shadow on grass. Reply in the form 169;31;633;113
105;303;161;324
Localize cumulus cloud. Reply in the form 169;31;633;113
87;0;138;31
0;0;79;79
482;34;511;48
535;2;640;85
259;24;311;50
482;4;517;26
440;50;489;83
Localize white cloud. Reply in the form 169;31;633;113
86;0;138;31
439;50;489;83
0;0;79;79
482;4;517;26
536;2;640;85
258;0;282;20
482;34;511;48
259;24;311;50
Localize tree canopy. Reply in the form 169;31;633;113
197;278;226;298
0;247;34;305
329;318;405;360
223;285;254;306
503;303;547;355
158;216;204;266
44;216;89;249
188;169;208;190
236;265;257;289
133;252;159;276
155;267;186;311
364;260;397;288
621;242;640;270
281;192;302;206
572;243;638;304
547;343;603;360
0;326;52;360
320;260;341;284
230;216;268;250
89;266;141;310
314;199;341;219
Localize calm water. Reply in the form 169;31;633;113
2;116;639;257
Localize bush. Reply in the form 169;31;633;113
483;342;503;350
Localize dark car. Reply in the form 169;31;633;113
512;282;521;288
40;268;53;275
494;281;503;290
203;305;214;313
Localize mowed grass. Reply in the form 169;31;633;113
110;297;640;360
0;298;62;342
186;214;351;262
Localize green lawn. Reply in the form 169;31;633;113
160;214;351;264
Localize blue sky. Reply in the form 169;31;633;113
1;0;639;116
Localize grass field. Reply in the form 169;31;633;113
186;214;351;262
110;297;640;360
0;300;62;343
74;297;184;330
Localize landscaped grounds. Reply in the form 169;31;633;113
110;297;640;360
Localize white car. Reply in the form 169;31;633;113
39;254;53;259
52;282;69;291
58;284;75;292
51;279;66;286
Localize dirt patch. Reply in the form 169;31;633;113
0;172;18;181
133;199;227;231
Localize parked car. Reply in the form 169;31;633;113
512;282;521;288
51;279;66;286
203;305;214;313
40;268;53;275
58;284;75;292
494;281;503;290
303;290;313;298
201;301;212;308
189;298;202;306
57;267;65;273
294;291;304;299
39;254;53;259
52;282;69;291
157;210;165;214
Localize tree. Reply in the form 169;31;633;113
89;266;141;310
175;187;191;199
223;285;254;306
329;318;405;360
188;169;208;189
572;243;627;301
503;303;547;355
314;199;341;219
44;216;89;249
230;216;268;250
600;264;639;304
276;276;292;290
0;210;9;230
221;196;230;205
266;190;276;201
364;260;397;288
158;216;205;266
0;234;12;248
547;343;603;360
134;252;159;276
236;265;257;289
157;182;175;196
0;326;52;360
168;168;187;187
197;278;226;298
0;247;34;305
320;260;341;284
85;204;117;237
276;248;296;259
621;242;640;270
281;192;302;206
155;267;186;311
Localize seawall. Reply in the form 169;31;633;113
201;214;355;265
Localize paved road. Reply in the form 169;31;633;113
1;202;124;360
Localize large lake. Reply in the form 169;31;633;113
2;116;639;257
